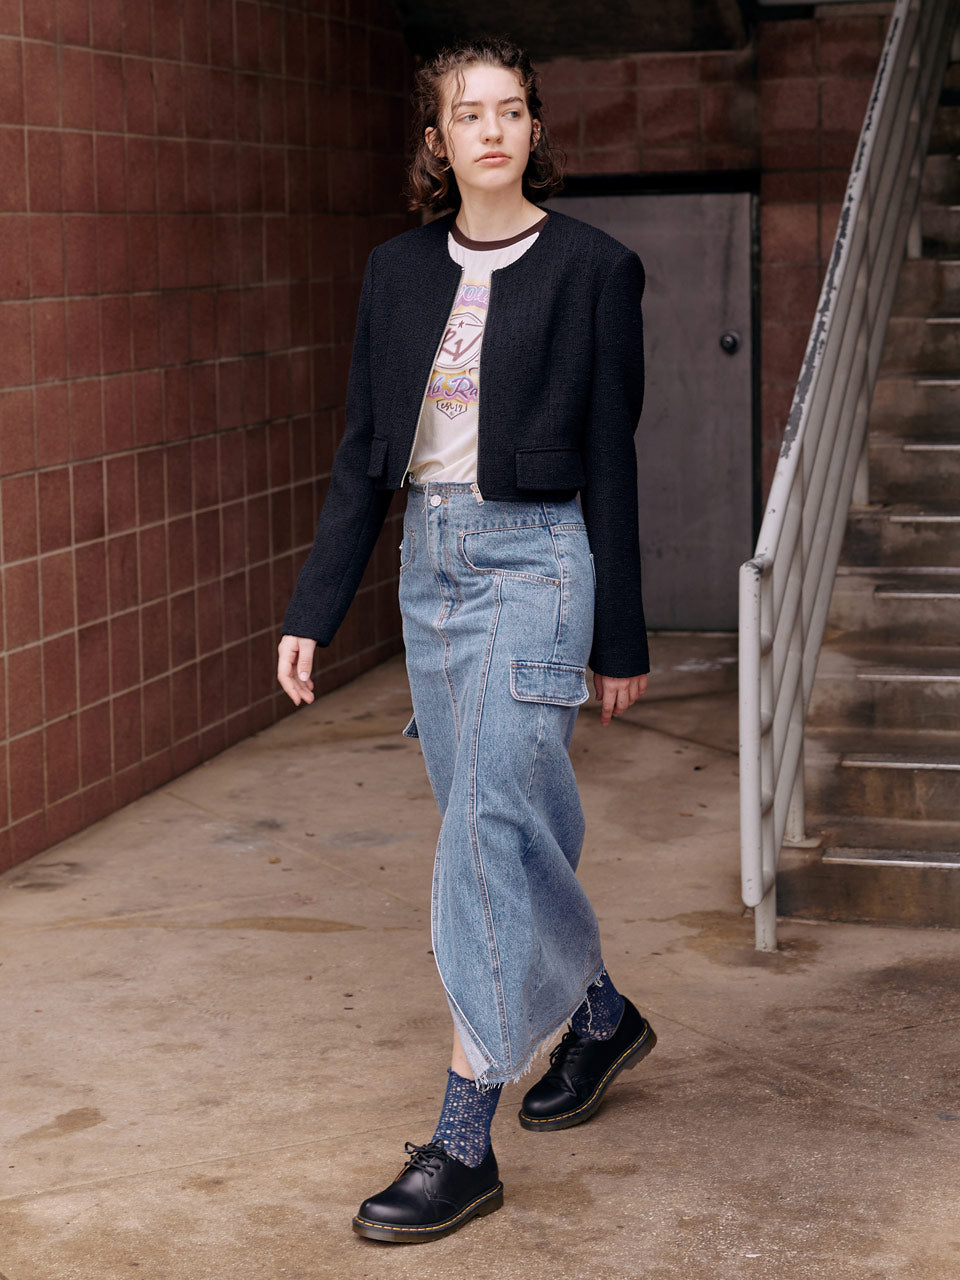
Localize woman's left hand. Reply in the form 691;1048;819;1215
593;673;648;726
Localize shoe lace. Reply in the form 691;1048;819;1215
402;1140;447;1177
548;1027;586;1070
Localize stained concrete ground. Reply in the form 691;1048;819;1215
1;634;958;1280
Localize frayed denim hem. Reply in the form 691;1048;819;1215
449;961;607;1091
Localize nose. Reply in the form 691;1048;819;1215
482;112;503;143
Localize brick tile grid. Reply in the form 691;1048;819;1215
0;2;412;871
542;17;883;493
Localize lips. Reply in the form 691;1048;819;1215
478;152;509;161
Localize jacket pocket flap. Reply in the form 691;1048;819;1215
367;435;389;478
510;660;589;706
515;448;585;491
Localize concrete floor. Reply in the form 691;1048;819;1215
1;635;958;1280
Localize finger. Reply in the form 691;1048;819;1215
634;674;648;699
294;637;316;704
277;645;301;704
594;672;604;701
612;685;632;717
601;684;617;725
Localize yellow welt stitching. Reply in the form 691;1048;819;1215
520;1026;652;1125
353;1183;503;1234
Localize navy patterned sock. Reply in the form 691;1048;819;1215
431;1069;502;1168
571;967;625;1041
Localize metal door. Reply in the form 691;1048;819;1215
546;192;755;629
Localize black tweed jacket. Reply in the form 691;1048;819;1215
282;208;648;676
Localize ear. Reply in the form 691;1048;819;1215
425;126;444;160
530;120;541;150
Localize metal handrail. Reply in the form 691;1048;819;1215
739;0;959;951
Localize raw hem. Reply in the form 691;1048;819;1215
455;961;606;1090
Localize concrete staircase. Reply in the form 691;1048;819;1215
778;71;960;927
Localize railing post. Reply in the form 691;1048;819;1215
754;887;778;953
906;198;923;259
783;743;806;845
852;431;870;505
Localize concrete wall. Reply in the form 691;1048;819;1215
0;0;412;871
539;7;891;491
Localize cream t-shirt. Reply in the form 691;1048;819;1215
408;215;547;485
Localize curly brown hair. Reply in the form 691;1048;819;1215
406;37;565;214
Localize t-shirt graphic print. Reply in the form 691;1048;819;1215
408;214;547;485
428;280;488;421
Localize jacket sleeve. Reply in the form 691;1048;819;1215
580;250;649;677
281;248;394;644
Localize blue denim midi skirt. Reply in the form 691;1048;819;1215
399;482;604;1087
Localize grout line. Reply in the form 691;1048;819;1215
0;1114;436;1209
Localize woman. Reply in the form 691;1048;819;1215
277;37;655;1244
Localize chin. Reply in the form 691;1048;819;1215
464;169;524;195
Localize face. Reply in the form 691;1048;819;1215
428;62;541;200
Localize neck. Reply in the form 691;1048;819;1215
454;190;544;243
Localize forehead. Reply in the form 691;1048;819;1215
442;62;526;111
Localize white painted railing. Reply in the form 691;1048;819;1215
739;0;960;951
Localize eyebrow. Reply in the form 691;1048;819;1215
451;96;524;110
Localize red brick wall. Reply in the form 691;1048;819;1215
539;8;891;491
0;0;412;871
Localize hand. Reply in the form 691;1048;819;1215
593;672;648;726
277;634;317;705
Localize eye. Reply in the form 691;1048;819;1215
458;112;478;123
504;110;521;118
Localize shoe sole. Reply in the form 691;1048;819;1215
351;1182;504;1244
517;1021;657;1132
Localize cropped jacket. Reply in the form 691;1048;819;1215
282;208;649;676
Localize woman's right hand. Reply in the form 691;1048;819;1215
277;634;317;705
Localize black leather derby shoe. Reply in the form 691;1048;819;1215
351;1140;503;1244
518;997;656;1131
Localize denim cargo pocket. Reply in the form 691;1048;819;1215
509;660;589;706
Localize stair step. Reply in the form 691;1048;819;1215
888;506;960;523
922;204;960;255
880;314;960;373
930;104;960;153
869;435;960;502
808;747;960;824
857;666;960;678
874;581;960;596
892;257;960;315
921;152;960;202
776;843;960;927
822;847;960;867
842;504;960;566
810;642;960;730
841;752;960;770
826;569;960;643
870;374;960;435
808;813;960;854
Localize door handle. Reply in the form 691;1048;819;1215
719;330;741;354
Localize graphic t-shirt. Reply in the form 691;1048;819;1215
408;214;547;485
